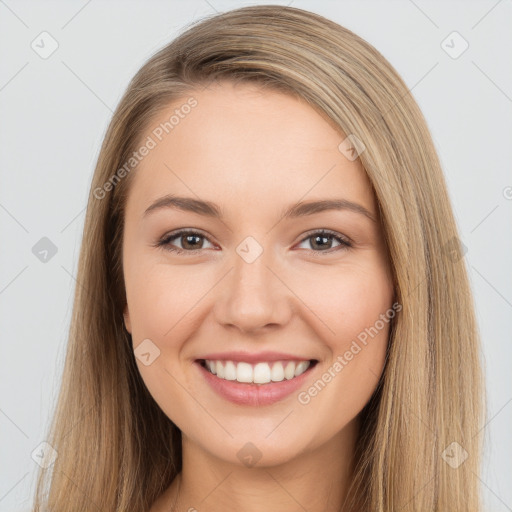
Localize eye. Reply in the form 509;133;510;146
295;229;352;254
155;228;352;255
155;229;216;254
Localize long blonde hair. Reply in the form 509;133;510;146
32;5;484;511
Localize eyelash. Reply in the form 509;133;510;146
154;229;352;256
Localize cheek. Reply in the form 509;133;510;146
295;262;392;403
293;263;393;429
297;260;393;348
126;261;213;342
125;263;210;428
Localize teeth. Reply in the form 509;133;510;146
237;362;253;383
216;361;225;378
294;361;310;377
284;361;295;380
224;361;237;380
253;362;271;384
270;362;284;382
202;359;312;384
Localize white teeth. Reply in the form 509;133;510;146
236;362;253;383
270;362;284;382
203;359;312;384
224;361;237;380
216;361;225;378
284;361;296;380
253;362;271;384
294;361;310;377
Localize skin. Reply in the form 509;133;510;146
122;80;395;512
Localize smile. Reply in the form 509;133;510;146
200;359;315;384
195;357;319;406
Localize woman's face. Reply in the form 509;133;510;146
122;80;395;466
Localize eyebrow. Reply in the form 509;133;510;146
143;195;377;223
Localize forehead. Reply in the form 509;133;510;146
124;81;376;218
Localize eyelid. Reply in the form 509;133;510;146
296;228;352;246
156;228;216;253
156;228;352;255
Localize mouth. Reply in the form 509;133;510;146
196;358;319;385
195;357;319;406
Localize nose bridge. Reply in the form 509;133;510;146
214;236;291;332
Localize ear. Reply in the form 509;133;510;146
123;304;132;334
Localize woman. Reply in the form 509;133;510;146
32;5;484;511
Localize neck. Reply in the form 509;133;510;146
160;417;361;512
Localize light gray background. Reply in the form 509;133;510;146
1;0;511;510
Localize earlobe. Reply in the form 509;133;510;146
123;305;132;334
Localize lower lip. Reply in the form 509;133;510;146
195;360;317;406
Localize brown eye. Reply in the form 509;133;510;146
157;230;215;254
296;230;351;253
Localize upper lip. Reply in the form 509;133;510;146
196;351;316;364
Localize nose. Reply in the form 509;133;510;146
213;246;293;334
